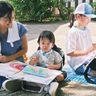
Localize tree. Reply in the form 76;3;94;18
52;0;67;20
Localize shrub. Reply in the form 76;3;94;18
7;0;53;22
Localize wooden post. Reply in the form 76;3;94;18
68;1;71;8
68;1;71;15
82;0;86;2
75;0;78;8
89;0;93;3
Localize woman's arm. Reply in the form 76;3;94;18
0;34;28;62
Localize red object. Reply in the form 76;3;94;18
10;63;26;70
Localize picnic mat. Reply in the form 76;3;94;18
63;66;96;85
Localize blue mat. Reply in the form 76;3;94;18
63;66;96;86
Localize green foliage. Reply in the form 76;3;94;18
90;2;96;21
52;0;67;20
7;0;53;22
91;2;96;14
0;0;73;22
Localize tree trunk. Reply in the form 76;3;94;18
82;0;86;2
89;0;93;4
57;0;65;20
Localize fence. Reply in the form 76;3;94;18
54;0;96;19
66;0;96;8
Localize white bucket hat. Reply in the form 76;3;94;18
74;3;96;18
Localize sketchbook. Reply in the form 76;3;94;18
0;61;62;85
84;51;96;68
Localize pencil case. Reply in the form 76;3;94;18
22;65;48;78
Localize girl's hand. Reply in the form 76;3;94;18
86;47;95;55
29;58;39;65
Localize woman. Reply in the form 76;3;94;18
0;1;28;87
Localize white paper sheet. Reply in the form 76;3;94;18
0;61;62;85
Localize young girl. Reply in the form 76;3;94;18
29;30;67;96
66;3;96;77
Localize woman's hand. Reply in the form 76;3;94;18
0;55;10;63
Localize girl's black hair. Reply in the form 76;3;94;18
37;30;55;45
69;13;75;28
0;1;14;21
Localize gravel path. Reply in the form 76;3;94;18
24;20;68;41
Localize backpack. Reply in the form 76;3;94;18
37;44;65;70
84;58;96;84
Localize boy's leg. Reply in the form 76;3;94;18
2;79;22;92
44;71;67;96
47;71;67;96
56;70;67;82
44;82;59;96
49;82;59;96
89;70;96;78
61;70;67;79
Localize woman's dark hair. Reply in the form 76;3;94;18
0;1;14;21
69;13;75;28
37;30;55;45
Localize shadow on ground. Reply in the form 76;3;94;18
1;80;96;96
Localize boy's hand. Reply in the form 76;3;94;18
47;64;56;70
29;58;39;65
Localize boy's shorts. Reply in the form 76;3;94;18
61;70;67;79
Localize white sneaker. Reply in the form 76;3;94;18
49;82;59;96
2;79;22;92
44;85;50;92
